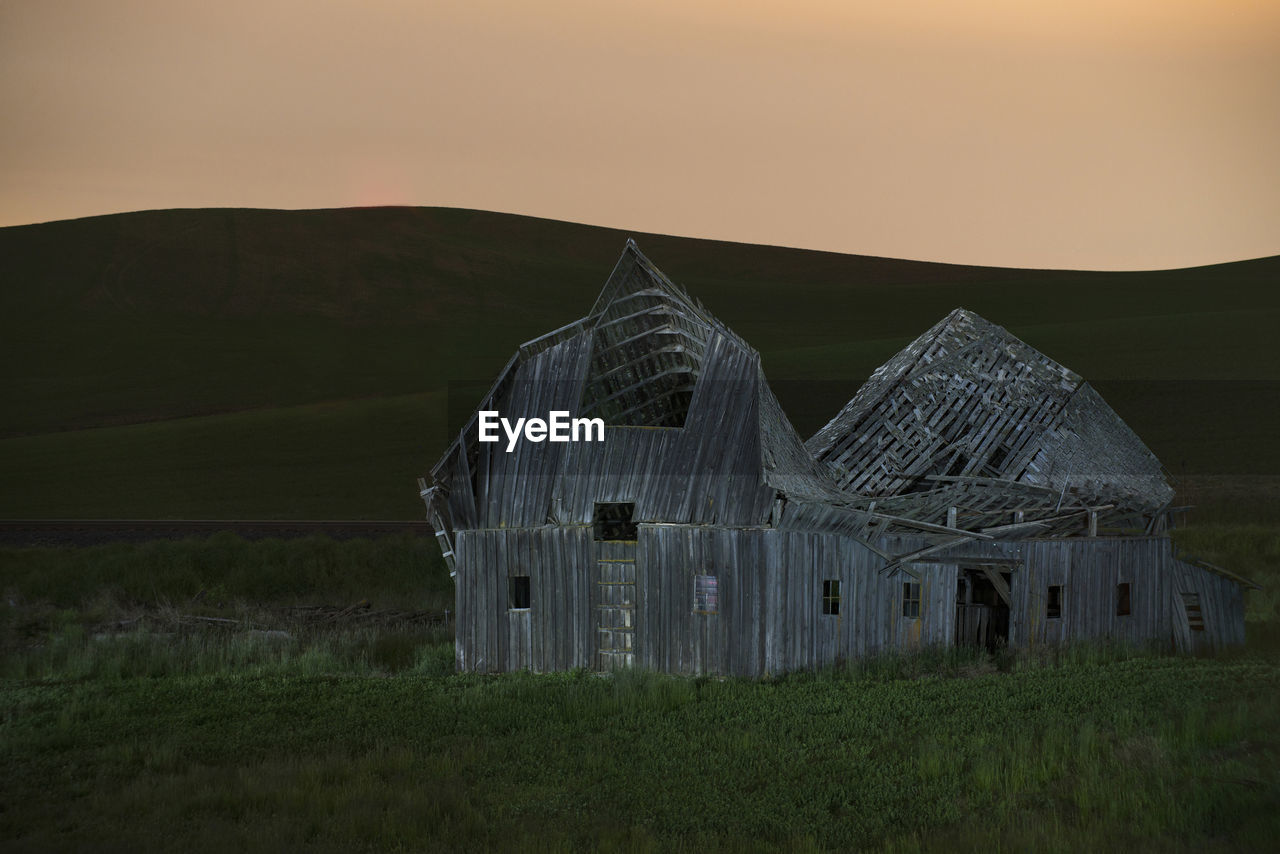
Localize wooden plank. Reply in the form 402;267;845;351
980;565;1011;607
869;511;995;540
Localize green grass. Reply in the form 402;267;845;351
0;533;451;613
2;623;457;682
0;393;444;519
1;649;1277;851
3;209;1278;848
0;527;1277;849
2;207;1278;520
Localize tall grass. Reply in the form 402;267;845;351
3;624;456;681
0;532;450;609
3;653;1278;851
1;528;1277;849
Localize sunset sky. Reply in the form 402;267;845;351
2;0;1277;269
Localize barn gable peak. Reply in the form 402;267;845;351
579;242;717;427
587;240;710;325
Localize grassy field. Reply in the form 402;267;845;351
2;207;1278;521
0;533;452;614
1;531;1278;851
0;394;444;519
2;208;1278;846
4;650;1278;852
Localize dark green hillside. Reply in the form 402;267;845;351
1;207;1277;519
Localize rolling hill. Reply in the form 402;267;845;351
2;206;1277;520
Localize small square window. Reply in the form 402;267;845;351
694;574;718;614
1181;592;1204;631
1047;585;1063;619
1116;582;1131;617
509;575;530;610
902;581;921;618
822;579;841;615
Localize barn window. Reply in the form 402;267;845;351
1046;585;1063;619
693;574;718;614
902;581;921;618
1181;593;1204;631
593;502;637;541
509;575;531;610
1116;582;1131;617
822;579;841;615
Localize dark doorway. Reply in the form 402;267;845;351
955;566;1011;650
593;502;637;542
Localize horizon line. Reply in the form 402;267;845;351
2;203;1276;275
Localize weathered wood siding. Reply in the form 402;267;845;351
759;531;954;673
1012;537;1243;652
636;528;958;675
454;526;595;673
1169;557;1245;653
455;527;1246;675
635;525;758;676
462;330;774;532
1016;537;1165;647
459;526;955;676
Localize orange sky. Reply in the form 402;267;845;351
2;0;1277;269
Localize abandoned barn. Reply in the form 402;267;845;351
420;242;1255;675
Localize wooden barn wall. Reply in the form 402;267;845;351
758;532;951;673
453;526;595;673
637;525;764;676
1016;538;1147;647
469;331;775;532
1168;557;1245;653
639;528;962;675
456;525;961;677
1013;537;1244;651
454;527;1247;675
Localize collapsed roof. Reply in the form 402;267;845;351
423;245;1187;579
806;308;1176;537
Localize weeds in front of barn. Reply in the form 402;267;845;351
3;649;1277;852
1;528;1278;851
